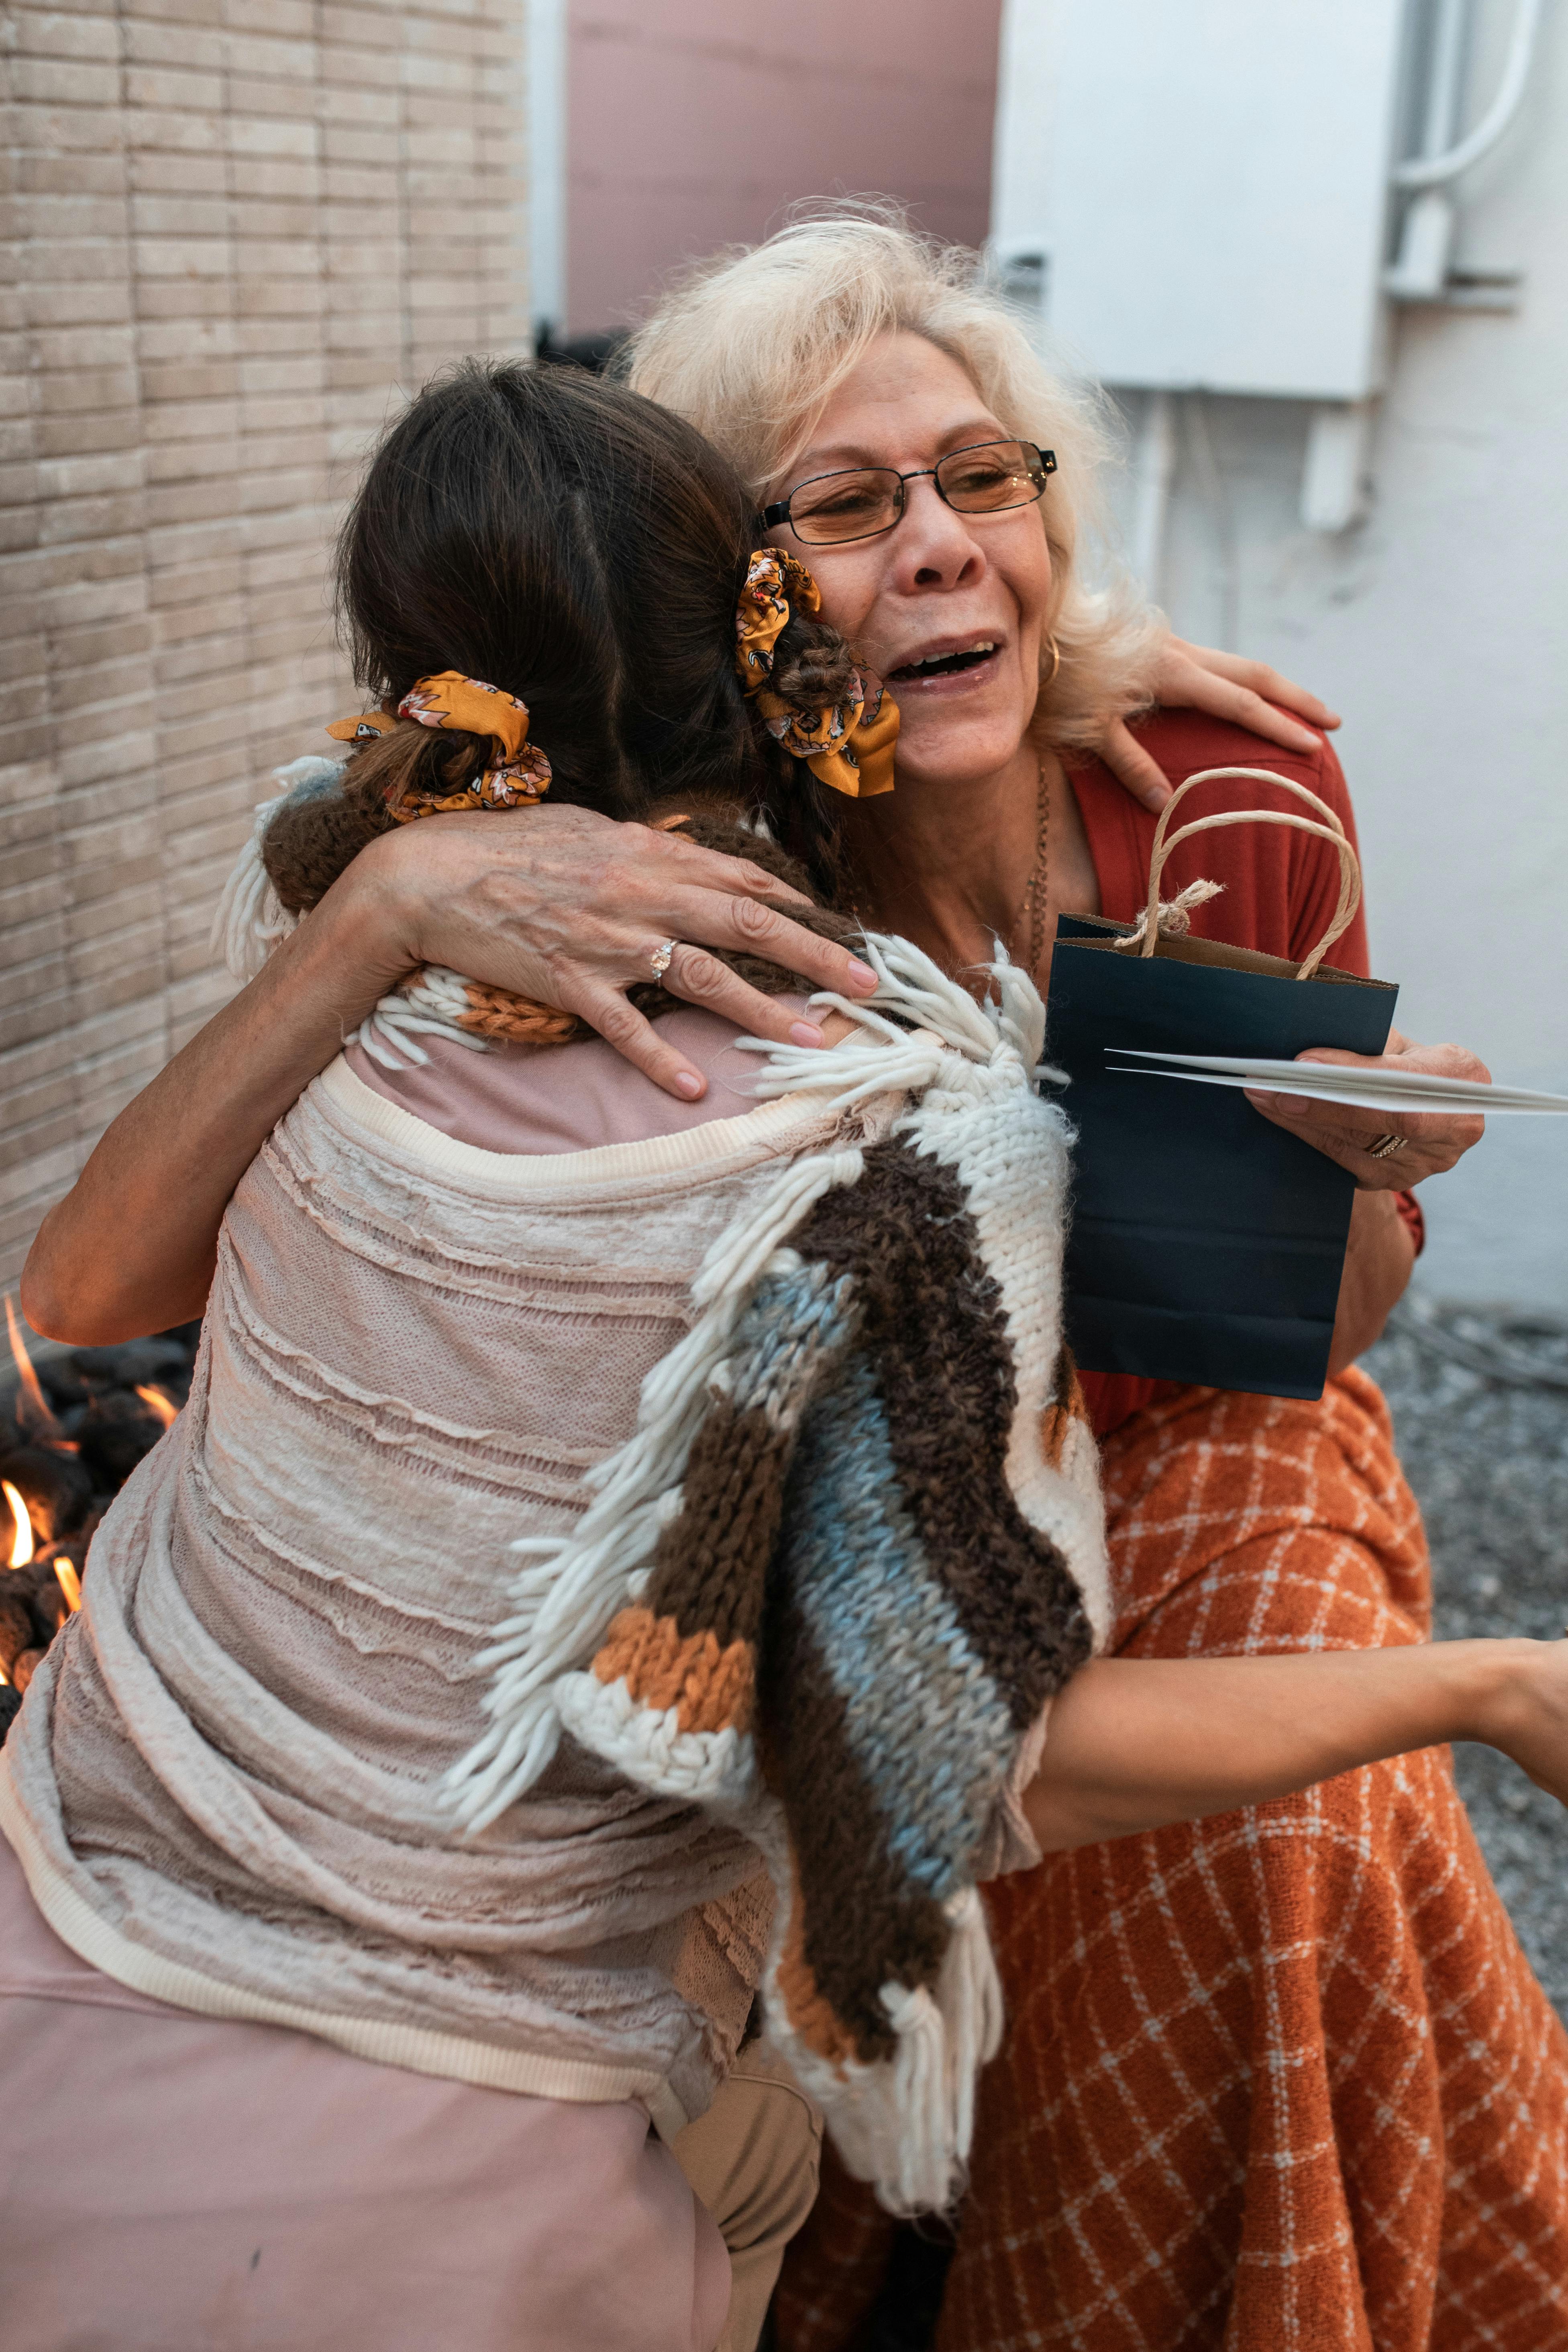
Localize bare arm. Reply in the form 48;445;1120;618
1325;1186;1415;1375
1025;1637;1568;1854
22;805;879;1346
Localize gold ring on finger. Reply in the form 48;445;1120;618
1367;1132;1408;1160
648;939;678;983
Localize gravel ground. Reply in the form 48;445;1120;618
1365;1302;1568;2020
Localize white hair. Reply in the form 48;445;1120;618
625;202;1165;755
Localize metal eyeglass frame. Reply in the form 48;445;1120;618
759;440;1057;546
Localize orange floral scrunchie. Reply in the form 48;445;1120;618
734;549;898;800
326;671;552;822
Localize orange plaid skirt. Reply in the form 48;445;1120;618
777;1372;1568;2350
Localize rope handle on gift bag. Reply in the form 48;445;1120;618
1137;766;1361;981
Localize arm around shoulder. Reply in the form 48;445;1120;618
22;863;415;1344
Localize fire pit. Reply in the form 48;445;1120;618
0;1299;199;1739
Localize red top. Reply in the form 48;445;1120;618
1064;709;1422;1437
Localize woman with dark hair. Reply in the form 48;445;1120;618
5;359;1045;2352
14;347;1568;2352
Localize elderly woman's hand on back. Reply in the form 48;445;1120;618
1094;637;1344;811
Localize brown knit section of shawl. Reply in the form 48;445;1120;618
793;1140;1093;1726
641;1399;795;1653
758;1584;948;2067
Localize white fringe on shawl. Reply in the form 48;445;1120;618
350;967;494;1070
445;934;1060;2215
208;757;345;981
208;759;499;1068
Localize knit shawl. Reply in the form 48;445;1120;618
447;940;1109;2214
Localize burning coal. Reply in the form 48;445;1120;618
0;1301;198;1729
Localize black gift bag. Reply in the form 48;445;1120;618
1047;767;1399;1400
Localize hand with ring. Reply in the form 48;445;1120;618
1243;1028;1491;1189
348;802;881;1103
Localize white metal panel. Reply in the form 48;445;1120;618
999;0;1410;400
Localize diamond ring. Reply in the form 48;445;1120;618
648;939;678;983
1366;1132;1408;1160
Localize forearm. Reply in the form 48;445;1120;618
22;882;409;1344
1023;1639;1529;1854
1326;1184;1415;1375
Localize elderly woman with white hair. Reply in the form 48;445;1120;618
26;211;1568;2348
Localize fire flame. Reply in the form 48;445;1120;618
54;1558;82;1614
135;1384;179;1430
3;1479;34;1570
4;1293;75;1454
7;1294;54;1436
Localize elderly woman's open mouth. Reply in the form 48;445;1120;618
886;633;1004;687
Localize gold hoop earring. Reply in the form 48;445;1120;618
1043;634;1062;688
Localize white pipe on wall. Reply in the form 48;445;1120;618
527;0;568;336
1394;0;1541;189
1131;390;1177;600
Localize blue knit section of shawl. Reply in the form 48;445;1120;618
777;1347;1017;1902
728;1257;856;1426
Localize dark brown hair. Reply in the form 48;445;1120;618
263;358;858;919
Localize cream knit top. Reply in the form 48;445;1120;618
0;1053;888;2138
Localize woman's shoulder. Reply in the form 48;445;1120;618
1126;705;1352;817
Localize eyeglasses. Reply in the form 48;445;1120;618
760;440;1056;547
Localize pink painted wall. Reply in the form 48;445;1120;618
565;0;1003;334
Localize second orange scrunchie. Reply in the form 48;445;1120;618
327;671;552;822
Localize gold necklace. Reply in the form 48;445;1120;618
1009;757;1051;979
851;758;1050;972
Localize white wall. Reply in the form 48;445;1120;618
1026;2;1568;1307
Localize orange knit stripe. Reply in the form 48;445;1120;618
774;1867;858;2075
456;981;582;1046
591;1607;754;1737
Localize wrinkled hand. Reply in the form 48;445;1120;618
1244;1029;1489;1189
1095;637;1343;812
341;802;878;1100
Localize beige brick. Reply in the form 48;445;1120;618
134;235;234;279
10;57;122;106
6;0;527;1226
122;19;227;71
24;279;135;329
34;407;143;463
226;73;320;120
11;192;128;238
226;114;319;160
124;65;225;113
18;235;135;287
142;392;241;441
141;360;240;403
136;317;240;363
130;196;230;238
127;153;229;198
229;156;320;201
17;153;126;200
32;324;136;371
122;108;226;156
12;12;122;64
223;0;315;35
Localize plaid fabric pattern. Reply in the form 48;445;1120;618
775;1369;1568;2350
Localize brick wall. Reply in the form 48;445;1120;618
1;0;528;1295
